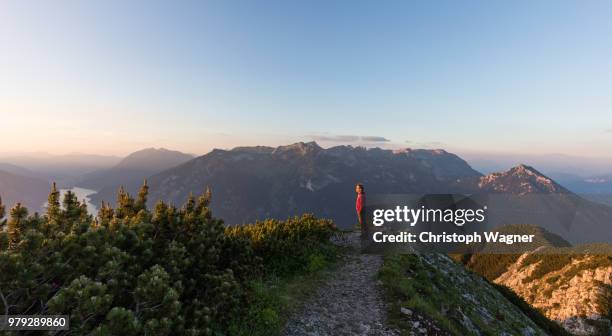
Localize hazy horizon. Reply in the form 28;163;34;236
2;141;612;177
3;140;612;160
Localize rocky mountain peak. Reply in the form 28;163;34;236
230;146;274;154
272;141;322;157
392;148;412;154
509;163;541;175
478;164;569;194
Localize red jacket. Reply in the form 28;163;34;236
356;193;365;213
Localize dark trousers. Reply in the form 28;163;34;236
358;210;366;235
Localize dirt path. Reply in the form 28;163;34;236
283;233;399;336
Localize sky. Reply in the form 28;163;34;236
1;0;612;158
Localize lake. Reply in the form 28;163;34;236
58;187;98;216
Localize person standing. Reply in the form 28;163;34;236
355;183;365;231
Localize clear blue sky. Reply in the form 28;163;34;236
1;0;612;157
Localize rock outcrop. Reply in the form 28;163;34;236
494;251;611;335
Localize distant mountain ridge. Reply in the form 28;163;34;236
456;164;612;244
0;163;40;179
0;153;121;183
111;147;195;171
143;142;612;245
395;148;484;181
146;141;482;226
550;171;612;198
79;148;194;205
0;170;50;212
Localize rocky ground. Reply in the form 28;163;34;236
284;231;553;336
283;232;400;336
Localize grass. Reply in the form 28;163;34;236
227;246;343;336
380;253;572;336
379;253;463;335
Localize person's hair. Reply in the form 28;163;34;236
356;183;364;192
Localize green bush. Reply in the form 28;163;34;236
463;253;521;280
0;183;336;335
226;214;336;275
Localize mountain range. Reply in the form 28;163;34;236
145;142;481;226
454;164;612;244
77;148;194;205
0;152;121;184
548;172;612;207
0;169;50;212
2;142;609;246
142;142;612;245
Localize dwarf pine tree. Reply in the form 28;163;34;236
7;203;28;249
195;186;212;220
79;199;89;219
0;181;336;335
47;182;62;223
97;201;114;227
115;186;135;219
62;190;83;223
135;179;149;212
184;192;196;214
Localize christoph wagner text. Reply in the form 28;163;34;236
372;206;487;227
372;232;535;245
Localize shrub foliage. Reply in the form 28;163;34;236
0;183;336;335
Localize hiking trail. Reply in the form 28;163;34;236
283;232;399;336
